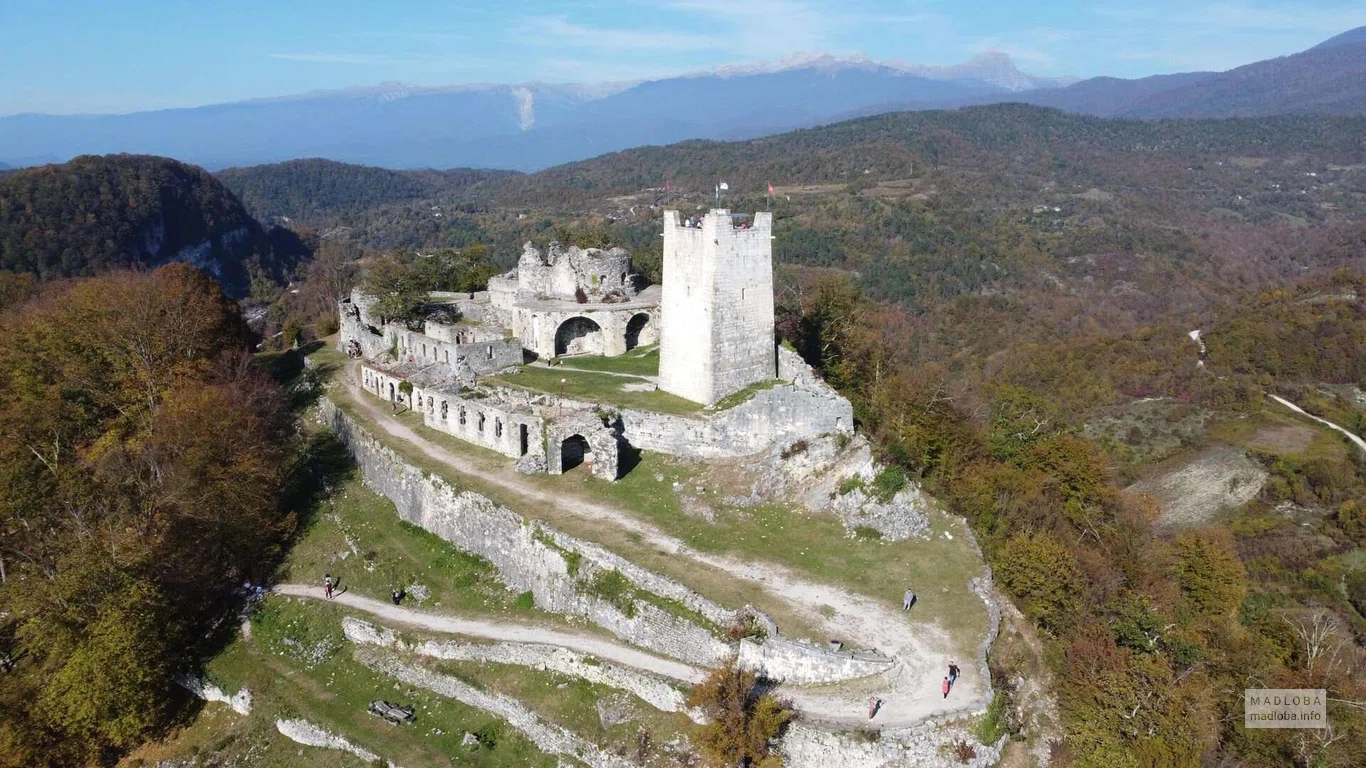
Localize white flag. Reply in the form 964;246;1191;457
718;182;729;190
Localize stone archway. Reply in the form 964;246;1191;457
625;313;653;351
560;434;592;472
554;316;603;357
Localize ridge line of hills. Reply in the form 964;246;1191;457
2;26;1364;171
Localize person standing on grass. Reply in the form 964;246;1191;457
903;589;916;611
324;573;334;600
942;676;951;699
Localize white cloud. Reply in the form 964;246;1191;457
512;16;717;51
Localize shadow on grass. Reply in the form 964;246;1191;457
183;427;357;679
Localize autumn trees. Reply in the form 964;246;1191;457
687;665;792;768
0;264;294;766
776;269;1366;767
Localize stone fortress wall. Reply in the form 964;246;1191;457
320;398;897;685
339;289;521;383
340;210;851;476
658;210;776;405
620;346;852;459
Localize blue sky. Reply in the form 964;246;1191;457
1;0;1363;115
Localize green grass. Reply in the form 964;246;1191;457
556;345;659;376
488;364;700;415
193;598;558;768
280;467;546;622
424;656;693;763
523;449;988;652
318;348;988;656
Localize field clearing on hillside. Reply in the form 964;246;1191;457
1209;408;1352;461
325;363;989;657
489;364;699;414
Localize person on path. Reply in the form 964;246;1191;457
902;589;916;611
391;588;402;606
942;676;951;699
324;574;334;600
948;661;960;685
867;696;879;720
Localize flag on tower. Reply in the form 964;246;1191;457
718;182;729;191
665;180;671;192
768;182;774;194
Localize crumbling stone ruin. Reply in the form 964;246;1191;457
338;209;857;483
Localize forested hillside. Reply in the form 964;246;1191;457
0;265;299;765
0;155;307;297
216;158;517;223
248;105;1366;366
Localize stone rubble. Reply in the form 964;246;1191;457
274;718;400;768
175;675;252;716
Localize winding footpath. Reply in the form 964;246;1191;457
275;584;704;683
329;361;989;727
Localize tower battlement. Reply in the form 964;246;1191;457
658;209;776;405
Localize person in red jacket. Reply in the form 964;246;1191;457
942;676;951;699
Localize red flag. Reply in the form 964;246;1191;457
768;182;774;194
666;180;672;192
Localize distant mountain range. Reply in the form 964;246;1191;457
1;27;1363;171
1022;26;1366;118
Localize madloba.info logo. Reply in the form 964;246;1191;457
1245;689;1326;729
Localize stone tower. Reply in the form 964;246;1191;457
658;209;776;405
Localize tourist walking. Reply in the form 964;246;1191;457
942;676;951;699
902;589;916;611
948;661;960;685
867;696;879;720
324;573;334;600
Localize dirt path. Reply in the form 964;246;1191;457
1269;394;1366;455
275;584;705;683
336;362;986;727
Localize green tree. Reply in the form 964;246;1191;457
1171;529;1247;618
37;581;172;750
996;531;1084;633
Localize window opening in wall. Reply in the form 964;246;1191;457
445;350;449;363
423;343;427;357
487;345;494;360
741;288;746;301
478;413;485;432
495;418;503;438
519;423;529;456
427;396;434;414
441;401;448;420
459;407;466;426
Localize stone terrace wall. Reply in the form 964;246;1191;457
737;637;892;685
319;399;731;667
620;347;852;460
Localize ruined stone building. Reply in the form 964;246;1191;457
338;209;851;482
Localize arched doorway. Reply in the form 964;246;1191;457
555;316;603;357
560;434;592;472
625;313;652;351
